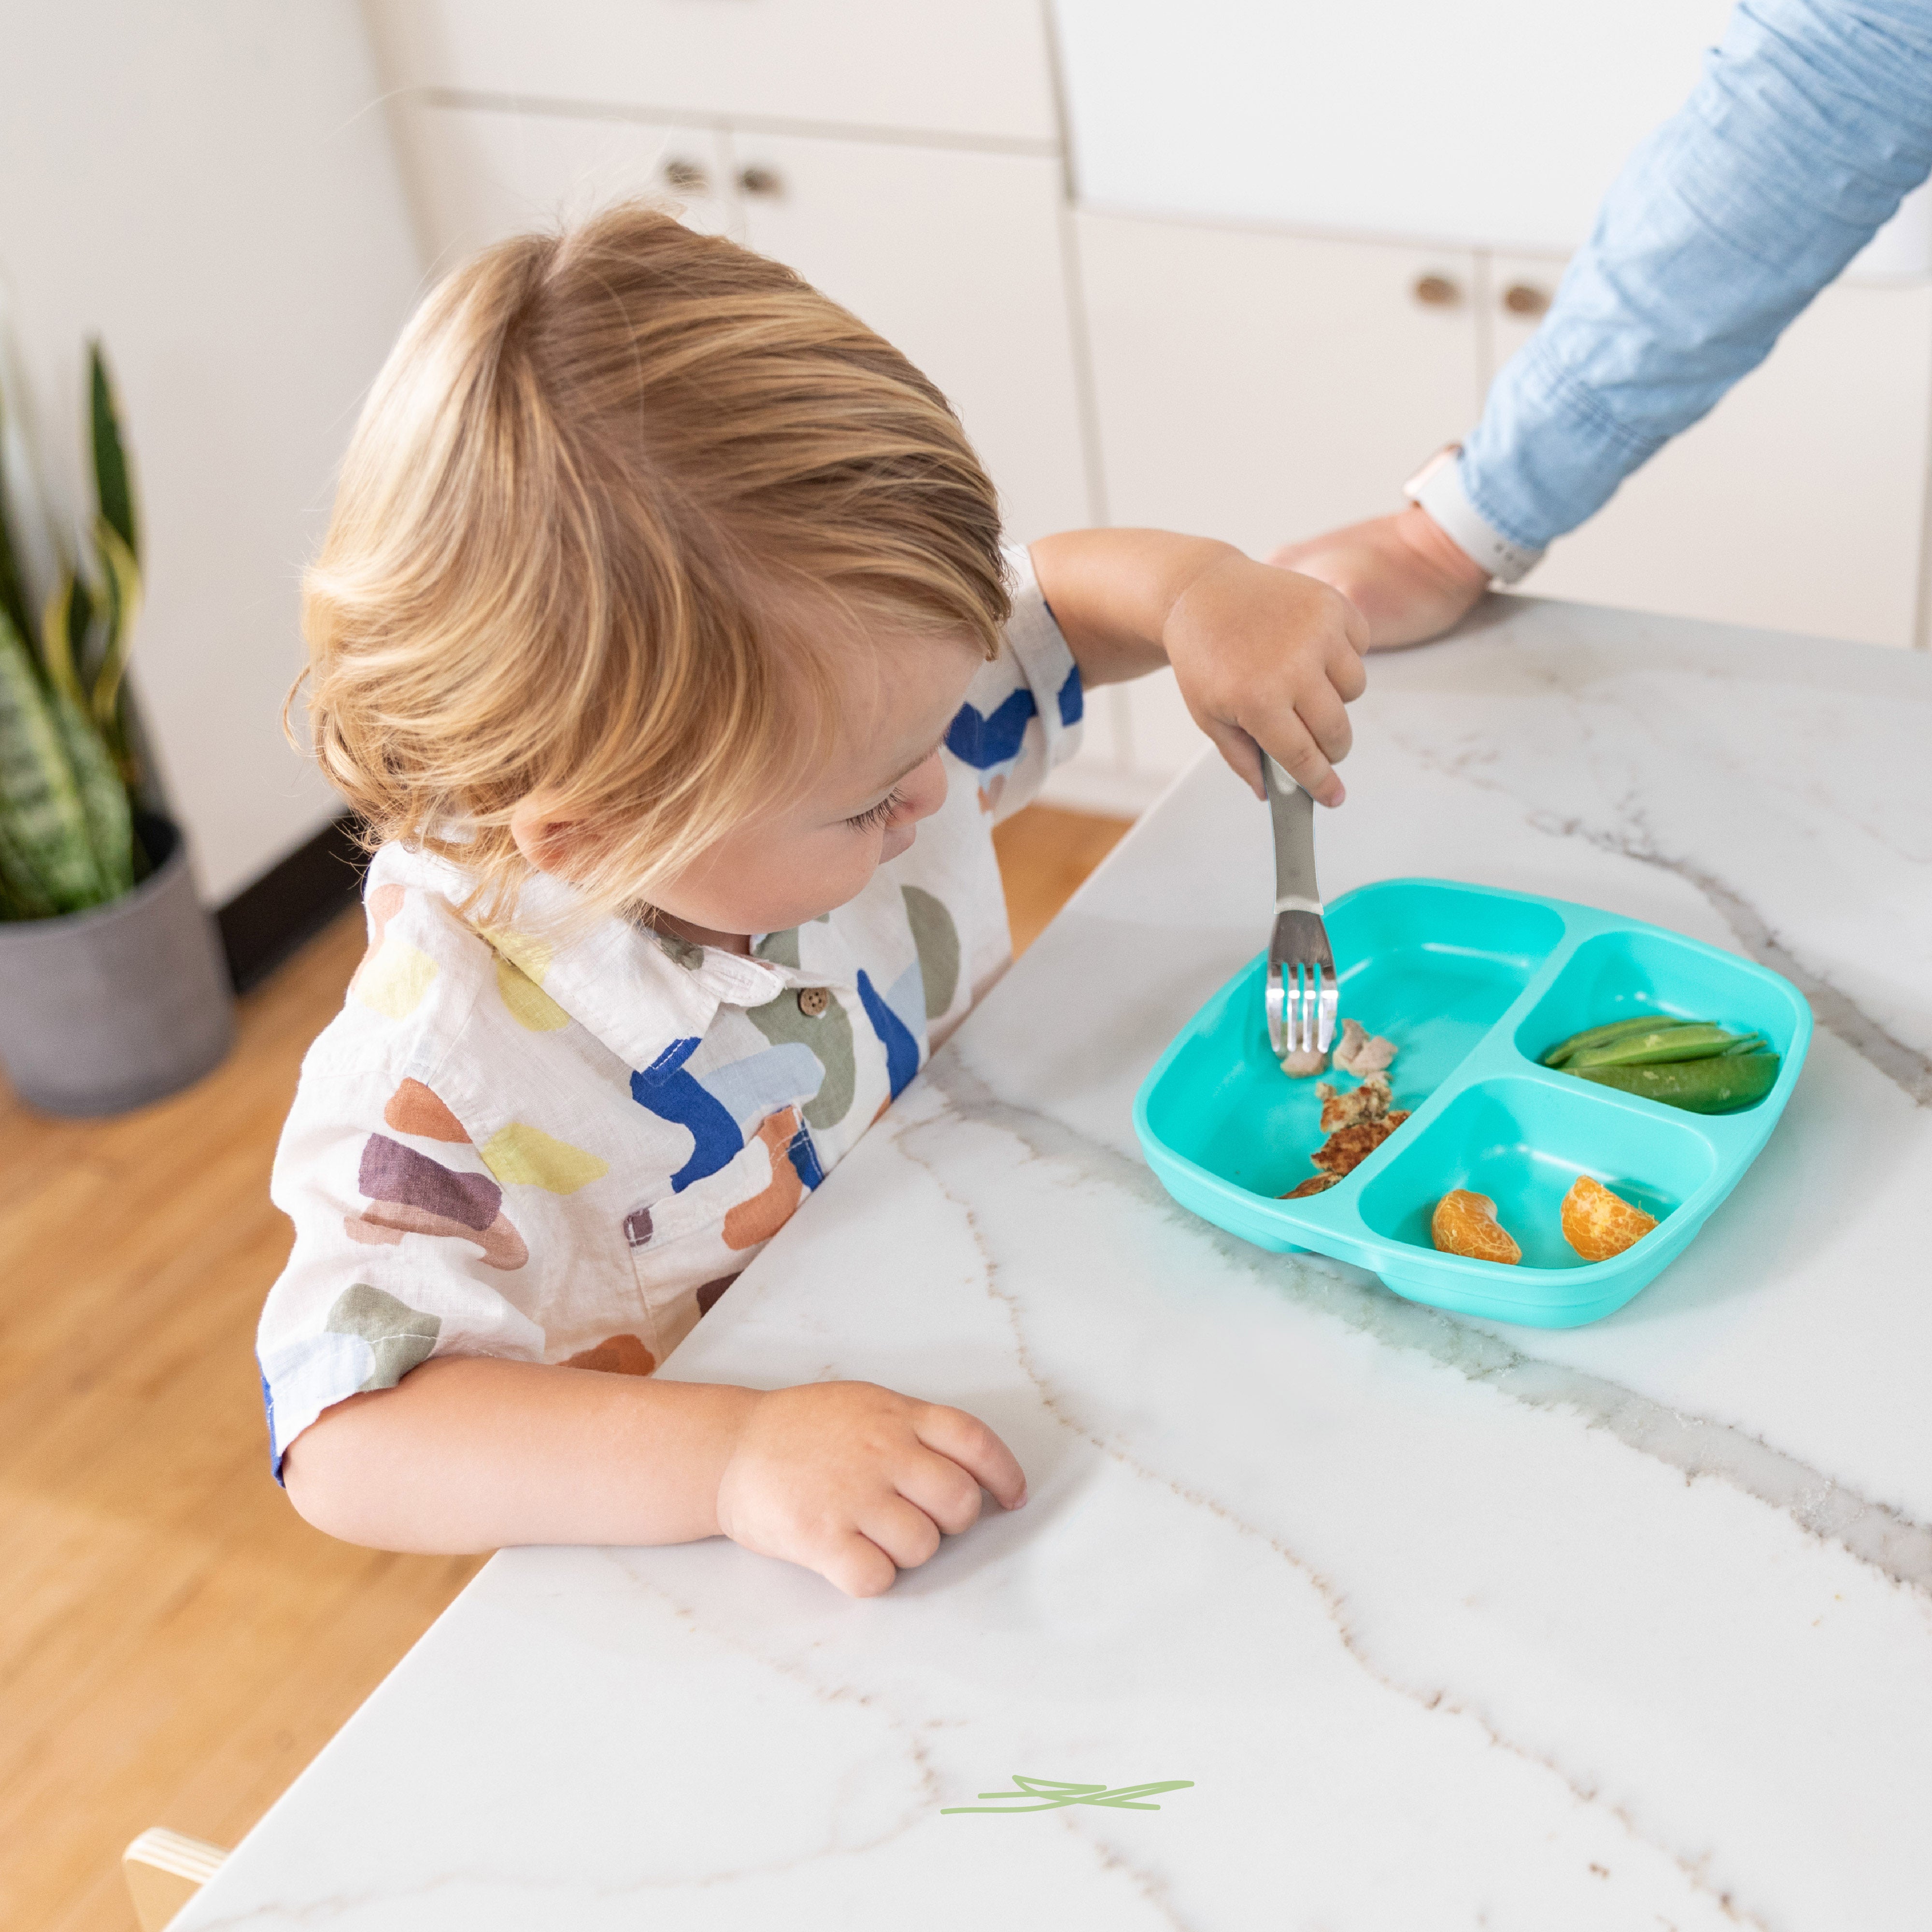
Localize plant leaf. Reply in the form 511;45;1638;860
90;341;139;566
0;796;57;917
0;605;106;911
40;572;85;710
50;682;133;897
89;513;142;765
0;402;35;653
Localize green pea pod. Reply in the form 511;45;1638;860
1567;1024;1752;1069
1567;1050;1781;1114
1541;1014;1698;1068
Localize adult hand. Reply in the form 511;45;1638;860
1268;505;1489;650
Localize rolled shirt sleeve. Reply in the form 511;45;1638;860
941;542;1083;823
1458;0;1932;556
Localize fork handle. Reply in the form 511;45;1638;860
1264;757;1322;913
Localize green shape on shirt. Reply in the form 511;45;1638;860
747;987;855;1130
326;1283;442;1392
902;885;960;1018
753;927;801;967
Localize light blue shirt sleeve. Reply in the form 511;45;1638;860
1459;0;1932;555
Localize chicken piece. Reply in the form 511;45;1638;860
1431;1190;1522;1264
1317;1074;1393;1135
1560;1175;1658;1261
1279;1046;1328;1079
1280;1173;1340;1199
1332;1018;1398;1078
1309;1108;1411;1177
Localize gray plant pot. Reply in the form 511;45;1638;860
0;815;235;1116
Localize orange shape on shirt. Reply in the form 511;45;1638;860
563;1333;656;1376
383;1078;469;1143
721;1107;806;1251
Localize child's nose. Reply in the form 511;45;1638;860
896;750;949;824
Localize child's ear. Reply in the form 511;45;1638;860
509;796;588;877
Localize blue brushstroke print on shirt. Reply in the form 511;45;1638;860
631;1036;745;1191
786;1119;826;1191
946;686;1037;770
856;969;920;1099
1057;664;1083;726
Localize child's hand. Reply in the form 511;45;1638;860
1159;547;1367;807
1030;530;1369;808
713;1381;1027;1597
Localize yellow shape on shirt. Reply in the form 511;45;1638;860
354;938;439;1019
481;1121;610;1194
495;954;569;1031
483;927;554;982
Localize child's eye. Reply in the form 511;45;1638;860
845;787;902;833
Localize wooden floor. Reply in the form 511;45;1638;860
0;802;1128;1932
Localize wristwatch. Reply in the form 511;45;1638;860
1402;443;1544;585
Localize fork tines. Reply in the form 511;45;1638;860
1266;909;1337;1060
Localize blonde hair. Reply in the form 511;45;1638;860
298;200;1007;920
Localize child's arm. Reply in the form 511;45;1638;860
283;1359;1026;1598
1030;529;1369;807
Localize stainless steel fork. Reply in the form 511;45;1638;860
1264;756;1337;1060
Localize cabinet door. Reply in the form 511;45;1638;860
733;133;1092;541
1076;212;1481;557
1489;251;1932;649
366;0;1059;146
399;103;737;270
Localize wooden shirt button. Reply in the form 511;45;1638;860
796;986;832;1017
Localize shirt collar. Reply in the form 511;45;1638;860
365;844;792;1071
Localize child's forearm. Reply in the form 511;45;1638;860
282;1357;759;1553
1029;529;1235;686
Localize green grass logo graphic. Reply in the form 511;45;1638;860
942;1775;1195;1815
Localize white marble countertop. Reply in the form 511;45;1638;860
180;597;1932;1932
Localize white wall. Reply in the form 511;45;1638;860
0;2;424;903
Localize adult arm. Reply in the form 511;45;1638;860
1277;0;1932;643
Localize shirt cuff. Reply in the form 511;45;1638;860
1411;453;1547;586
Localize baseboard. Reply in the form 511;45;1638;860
216;814;368;994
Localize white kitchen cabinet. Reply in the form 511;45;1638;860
1489;251;1932;650
399;102;737;268
732;132;1091;540
365;0;1059;145
1076;211;1482;557
1045;212;1488;809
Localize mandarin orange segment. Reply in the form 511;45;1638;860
1560;1175;1658;1261
1430;1190;1522;1264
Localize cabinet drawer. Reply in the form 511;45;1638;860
367;0;1060;146
1078;212;1480;557
400;103;737;269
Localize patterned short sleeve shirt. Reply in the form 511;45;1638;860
257;548;1081;1474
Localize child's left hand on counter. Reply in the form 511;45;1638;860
1030;529;1369;807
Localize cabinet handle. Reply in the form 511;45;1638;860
1503;282;1551;317
661;157;709;194
1412;273;1462;308
738;164;784;199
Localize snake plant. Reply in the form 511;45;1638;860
0;337;144;919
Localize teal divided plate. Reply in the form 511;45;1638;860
1132;879;1813;1326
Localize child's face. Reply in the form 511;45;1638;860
653;626;983;939
516;623;985;945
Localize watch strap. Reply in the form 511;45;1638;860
1403;444;1544;586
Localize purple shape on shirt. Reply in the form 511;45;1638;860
358;1133;501;1230
624;1206;654;1248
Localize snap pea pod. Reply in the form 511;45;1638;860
1568;1050;1780;1114
1541;1015;1697;1067
1566;1023;1755;1070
